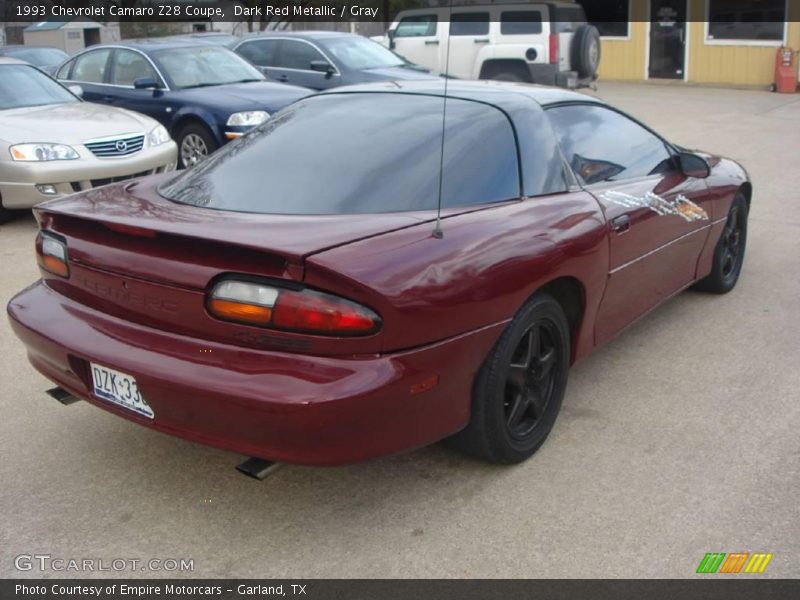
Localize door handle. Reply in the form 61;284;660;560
425;39;440;45
102;95;114;103
611;215;631;234
474;38;490;44
276;74;289;82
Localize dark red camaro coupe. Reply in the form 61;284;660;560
8;81;750;467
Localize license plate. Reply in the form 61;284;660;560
90;363;154;419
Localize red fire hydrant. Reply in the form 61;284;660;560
773;46;797;93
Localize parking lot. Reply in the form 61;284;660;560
1;81;798;579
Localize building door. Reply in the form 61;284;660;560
649;0;686;79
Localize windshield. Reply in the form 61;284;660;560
0;64;78;110
5;47;68;66
159;93;520;215
323;37;404;70
152;46;264;88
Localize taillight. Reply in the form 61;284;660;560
549;33;559;64
207;279;381;337
36;232;69;278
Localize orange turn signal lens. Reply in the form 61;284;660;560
37;254;70;277
208;298;273;325
36;233;70;278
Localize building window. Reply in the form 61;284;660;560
707;0;785;42
582;0;630;38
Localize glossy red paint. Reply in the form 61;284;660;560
6;87;751;466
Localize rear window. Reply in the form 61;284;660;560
160;93;520;214
450;13;491;36
551;6;587;33
501;11;544;35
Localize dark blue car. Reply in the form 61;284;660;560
55;40;311;167
230;31;439;91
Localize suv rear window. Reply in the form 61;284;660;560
501;11;544;35
450;13;490;36
160;93;520;214
551;6;587;33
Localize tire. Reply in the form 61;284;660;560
177;123;217;169
571;25;601;79
482;62;531;83
492;71;526;83
693;193;748;294
448;293;570;464
0;196;13;225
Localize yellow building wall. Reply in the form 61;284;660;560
687;0;800;86
597;0;800;86
597;0;648;81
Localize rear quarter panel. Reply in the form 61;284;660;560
306;193;609;360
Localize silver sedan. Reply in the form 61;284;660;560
0;57;177;223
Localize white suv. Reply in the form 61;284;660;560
380;1;600;89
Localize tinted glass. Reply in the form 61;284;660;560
0;64;78;110
708;0;784;40
5;47;68;66
451;13;490;36
153;46;263;88
546;105;672;185
160;93;520;214
278;40;326;71
237;39;279;66
395;15;437;37
501;11;543;35
111;50;158;86
552;6;587;33
71;49;112;83
324;36;403;70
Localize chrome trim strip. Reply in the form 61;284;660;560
609;225;710;275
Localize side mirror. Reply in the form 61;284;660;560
309;60;335;77
387;29;397;50
677;152;710;179
133;76;159;90
67;84;83;98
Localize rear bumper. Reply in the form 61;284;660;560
7;281;505;465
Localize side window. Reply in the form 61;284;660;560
71;49;112;84
277;40;326;71
110;50;158;86
501;11;543;35
546;104;673;185
56;59;73;80
450;12;490;36
237;39;279;67
394;15;437;37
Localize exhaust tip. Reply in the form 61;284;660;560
46;387;81;405
236;457;281;480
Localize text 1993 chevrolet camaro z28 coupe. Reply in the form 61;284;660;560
7;81;750;466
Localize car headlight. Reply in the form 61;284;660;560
148;125;171;147
226;111;269;127
10;143;79;162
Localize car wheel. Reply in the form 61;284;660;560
571;25;601;79
177;123;217;169
693;192;748;294
448;293;570;463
